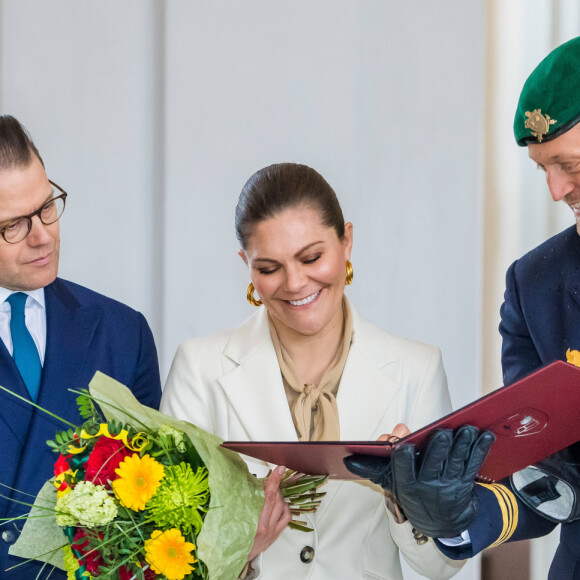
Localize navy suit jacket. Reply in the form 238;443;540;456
0;278;161;579
438;225;580;579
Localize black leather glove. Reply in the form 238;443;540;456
391;425;495;538
343;454;393;490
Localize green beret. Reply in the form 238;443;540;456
514;36;580;146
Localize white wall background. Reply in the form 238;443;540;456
9;1;580;578
0;2;485;408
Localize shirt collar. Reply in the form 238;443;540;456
0;286;46;309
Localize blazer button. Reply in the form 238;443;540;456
1;529;16;544
300;546;315;563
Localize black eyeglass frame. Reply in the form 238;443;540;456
0;180;68;244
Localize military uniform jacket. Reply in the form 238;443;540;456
438;225;580;579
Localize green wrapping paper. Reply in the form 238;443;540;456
9;481;67;569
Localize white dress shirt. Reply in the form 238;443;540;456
0;286;46;364
439;530;472;547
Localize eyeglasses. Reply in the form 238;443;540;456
0;181;67;244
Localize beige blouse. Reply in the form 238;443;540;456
267;297;353;441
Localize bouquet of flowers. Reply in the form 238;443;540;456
5;372;326;580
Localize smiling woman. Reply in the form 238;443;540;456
240;206;352;378
160;163;464;580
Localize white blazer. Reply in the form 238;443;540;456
161;306;464;580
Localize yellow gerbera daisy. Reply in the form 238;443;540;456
112;453;164;511
145;528;197;580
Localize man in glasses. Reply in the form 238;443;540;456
0;115;162;579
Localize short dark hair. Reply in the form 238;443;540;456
0;115;44;170
235;163;345;249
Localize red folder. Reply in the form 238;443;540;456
222;361;580;482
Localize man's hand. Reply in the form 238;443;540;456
391;425;495;538
343;424;411;490
343;453;394;488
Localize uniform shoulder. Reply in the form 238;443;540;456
515;225;579;273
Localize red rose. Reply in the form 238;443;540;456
72;529;104;576
85;437;131;487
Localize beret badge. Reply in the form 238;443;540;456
524;109;557;142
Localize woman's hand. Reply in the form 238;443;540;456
247;465;292;562
377;423;411;443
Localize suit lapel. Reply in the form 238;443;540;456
218;309;298;441
337;351;400;441
319;312;403;524
0;337;34;444
37;279;99;416
337;313;402;440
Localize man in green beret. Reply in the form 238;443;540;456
347;36;580;578
419;35;580;578
483;34;580;578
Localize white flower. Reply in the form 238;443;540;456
56;481;118;528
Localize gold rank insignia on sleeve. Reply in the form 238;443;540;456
524;109;557;142
477;482;519;546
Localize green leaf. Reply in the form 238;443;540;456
76;388;100;420
287;521;314;532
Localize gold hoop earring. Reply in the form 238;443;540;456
246;282;263;307
345;260;353;286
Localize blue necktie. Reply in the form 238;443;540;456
7;292;42;401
